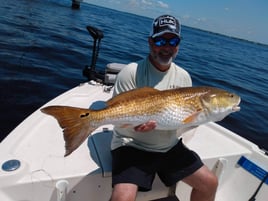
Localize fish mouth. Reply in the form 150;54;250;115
232;97;241;111
232;105;240;111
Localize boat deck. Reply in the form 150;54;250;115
0;82;267;201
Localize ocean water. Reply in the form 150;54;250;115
1;0;268;150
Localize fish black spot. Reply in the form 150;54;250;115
80;113;89;118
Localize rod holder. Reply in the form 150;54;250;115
56;180;69;201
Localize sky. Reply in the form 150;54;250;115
84;0;268;45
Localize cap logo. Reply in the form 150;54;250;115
159;16;176;27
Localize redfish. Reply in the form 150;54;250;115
41;86;240;156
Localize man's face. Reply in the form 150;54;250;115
149;33;180;68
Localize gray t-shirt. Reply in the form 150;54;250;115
111;57;192;152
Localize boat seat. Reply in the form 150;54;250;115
88;129;113;177
105;63;126;84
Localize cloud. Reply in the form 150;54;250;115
157;1;169;8
139;0;168;9
180;14;208;28
127;0;169;10
84;0;171;18
141;0;153;6
182;14;190;20
123;0;170;16
197;17;207;22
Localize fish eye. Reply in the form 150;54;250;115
80;113;89;118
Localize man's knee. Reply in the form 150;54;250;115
204;171;218;193
110;183;138;201
183;165;218;193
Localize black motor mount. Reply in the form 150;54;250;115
83;26;104;82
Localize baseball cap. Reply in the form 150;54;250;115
150;15;181;38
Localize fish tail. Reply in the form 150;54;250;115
41;106;96;156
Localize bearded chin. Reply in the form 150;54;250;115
150;47;178;67
157;56;173;66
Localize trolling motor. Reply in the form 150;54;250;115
83;25;104;82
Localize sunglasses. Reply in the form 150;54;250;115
152;37;181;47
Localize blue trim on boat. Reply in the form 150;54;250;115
237;156;268;185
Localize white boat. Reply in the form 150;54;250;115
1;26;267;201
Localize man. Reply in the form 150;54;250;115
110;15;218;201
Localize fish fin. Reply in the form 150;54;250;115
182;110;203;124
41;106;96;157
107;87;159;106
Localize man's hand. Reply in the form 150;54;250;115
134;120;157;132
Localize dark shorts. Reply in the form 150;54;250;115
111;139;203;191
